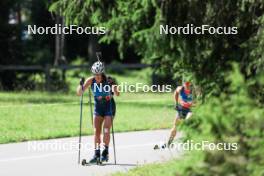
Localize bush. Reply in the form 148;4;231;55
182;64;264;176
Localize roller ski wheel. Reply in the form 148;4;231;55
153;144;159;150
153;143;167;150
81;159;87;166
81;158;101;166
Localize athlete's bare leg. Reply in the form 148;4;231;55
94;115;104;149
168;117;182;146
167;112;192;146
103;116;112;146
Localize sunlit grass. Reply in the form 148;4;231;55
0;91;174;144
0;69;176;144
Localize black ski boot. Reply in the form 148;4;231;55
89;149;101;164
101;147;109;162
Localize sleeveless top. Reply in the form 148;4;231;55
91;78;111;98
179;87;193;108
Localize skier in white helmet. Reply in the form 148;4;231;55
77;60;120;163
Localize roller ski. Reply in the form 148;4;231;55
153;143;167;150
154;138;175;150
81;150;102;166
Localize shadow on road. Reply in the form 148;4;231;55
83;163;138;167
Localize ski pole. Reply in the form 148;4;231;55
96;52;102;62
88;88;93;126
111;118;117;165
109;96;117;165
78;78;85;164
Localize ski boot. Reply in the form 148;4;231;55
101;148;109;162
89;150;101;164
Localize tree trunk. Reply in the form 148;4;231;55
88;35;100;65
54;15;66;66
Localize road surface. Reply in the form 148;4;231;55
0;129;182;176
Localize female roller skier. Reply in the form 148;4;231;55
77;61;119;163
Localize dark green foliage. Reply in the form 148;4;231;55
182;65;264;176
0;0;23;89
49;1;264;173
51;0;264;96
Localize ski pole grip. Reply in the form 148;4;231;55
80;77;85;86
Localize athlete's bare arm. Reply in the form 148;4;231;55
113;85;120;96
76;77;93;96
174;86;182;104
107;76;120;96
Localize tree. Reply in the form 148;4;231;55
0;0;23;90
50;0;264;95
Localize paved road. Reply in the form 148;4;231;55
0;129;181;176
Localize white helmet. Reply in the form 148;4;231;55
91;61;104;74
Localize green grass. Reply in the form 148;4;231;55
114;68;264;176
0;92;173;144
66;68;152;94
0;69;175;144
113;151;204;176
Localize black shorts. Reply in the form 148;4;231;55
176;105;191;119
94;98;116;117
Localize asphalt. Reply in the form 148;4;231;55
0;129;182;176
